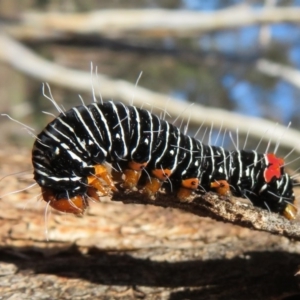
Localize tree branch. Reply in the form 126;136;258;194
1;33;300;154
3;7;300;40
256;58;300;89
1;148;300;300
112;187;300;242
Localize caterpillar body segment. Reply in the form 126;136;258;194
32;102;296;219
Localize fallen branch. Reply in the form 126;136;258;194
3;7;300;40
112;187;300;242
1;148;300;250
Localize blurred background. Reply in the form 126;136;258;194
1;0;300;153
1;3;300;298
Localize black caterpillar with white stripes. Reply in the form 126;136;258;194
32;101;297;219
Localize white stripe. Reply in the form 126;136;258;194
184;137;193;173
72;107;107;156
196;141;204;178
110;102;128;157
56;117;85;153
220;147;228;180
36;169;81;181
250;151;258;187
282;174;290;199
154;122;170;164
91;103;112;152
171;127;181;172
208;146;215;180
44;129;61;143
33;162;49;170
237;150;242;185
83;105;104;141
60;143;87;166
130;106;141;157
50;123;83;153
145;110;154;162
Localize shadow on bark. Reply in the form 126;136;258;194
1;246;300;299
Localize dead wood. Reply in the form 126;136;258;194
3;8;300;40
1;148;300;299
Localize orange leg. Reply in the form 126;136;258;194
143;168;172;197
86;187;100;201
143;177;164;197
210;180;231;196
87;164;117;195
177;178;199;201
42;164;117;215
111;169;124;182
283;204;298;220
123;169;141;189
123;161;147;189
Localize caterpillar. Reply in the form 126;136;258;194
32;100;297;220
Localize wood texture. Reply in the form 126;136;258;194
1;147;300;299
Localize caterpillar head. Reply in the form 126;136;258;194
258;172;296;220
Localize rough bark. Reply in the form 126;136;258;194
1;147;300;299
